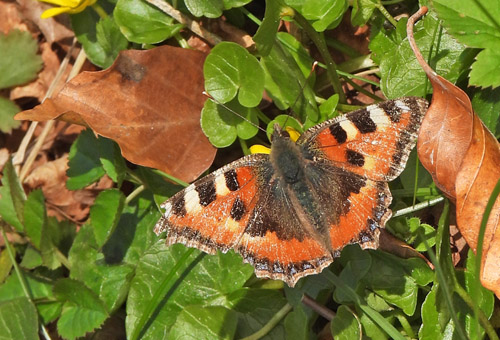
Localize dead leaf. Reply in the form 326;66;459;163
408;7;500;298
16;45;217;183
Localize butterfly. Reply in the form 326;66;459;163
154;97;428;287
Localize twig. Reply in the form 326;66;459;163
301;294;335;321
144;0;222;45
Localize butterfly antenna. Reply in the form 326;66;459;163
202;92;267;134
282;61;319;129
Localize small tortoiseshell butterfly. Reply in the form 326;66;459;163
154;97;428;287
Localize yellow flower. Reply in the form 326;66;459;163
249;126;301;155
39;0;97;18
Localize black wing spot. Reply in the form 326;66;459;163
224;169;240;191
230;197;246;221
172;195;186;217
379;100;402;122
195;180;217;206
346;150;365;167
349;109;377;133
329;123;347;144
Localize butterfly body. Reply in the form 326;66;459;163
155;97;428;286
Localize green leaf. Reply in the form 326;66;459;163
253;0;282;56
0;97;21;133
266;114;303;141
114;0;184;44
0;30;42;89
98;137;127;186
69;224;134;313
419;285;444;339
23;189;46;249
261;36;319;122
126;243;254;339
185;0;223;18
90;189;126;247
319;94;339;119
351;0;377;27
72;5;128;68
0;297;38;340
66;129;106;190
469;48;500;88
432;0;500;50
54;278;109;340
331;305;361;340
284;305;311;340
201;99;259;148
168;305;238;340
19;246;42;269
289;0;348;31
204;42;265;107
376;14;471;98
471;87;500;135
0;249;13;283
0;158;26;231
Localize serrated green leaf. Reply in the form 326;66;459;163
69;224;135;313
0;297;38;340
0;97;21;133
377;14;471;98
469;48;500;88
54;278;108;340
471;87;500;135
432;0;500;50
254;0;282;56
0;158;26;231
126;243;254;339
0;30;42;89
167;305;238;340
72;3;127;68
261;36;319;122
67;129;106;190
201;99;259;148
23;189;46;249
331;305;361;340
90;189;126;247
204;42;265;107
114;0;183;44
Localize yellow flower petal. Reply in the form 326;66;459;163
41;6;72;18
250;145;271;155
38;0;79;6
285;126;301;142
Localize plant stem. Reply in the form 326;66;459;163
91;3;108;19
239;302;293;340
293;12;346;103
375;3;398;27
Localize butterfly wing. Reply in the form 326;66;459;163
297;96;428;256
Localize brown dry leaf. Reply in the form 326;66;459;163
408;7;500;297
16;45;217;183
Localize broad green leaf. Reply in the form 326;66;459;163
126;243;254;339
261;37;319;122
0;158;26;231
228;288;287;339
319;94;339;119
90;189;126;247
432;0;500;50
351;0;377;26
204;42;265;107
72;4;128;68
167;305;238;340
53;278;109;340
356;305;388;340
290;0;348;31
331;305;361;340
114;0;183;44
201;99;259;148
419;285;447;339
471;87;500;135
0;271;62;323
69;224;134;313
253;0;282;56
0;30;42;89
469;48;500;89
184;0;223;18
67;129;106;190
19;246;42;269
284;305;311;340
0;97;21;133
277;32;315;81
98;137;127;186
377;14;472;98
0;297;38;340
